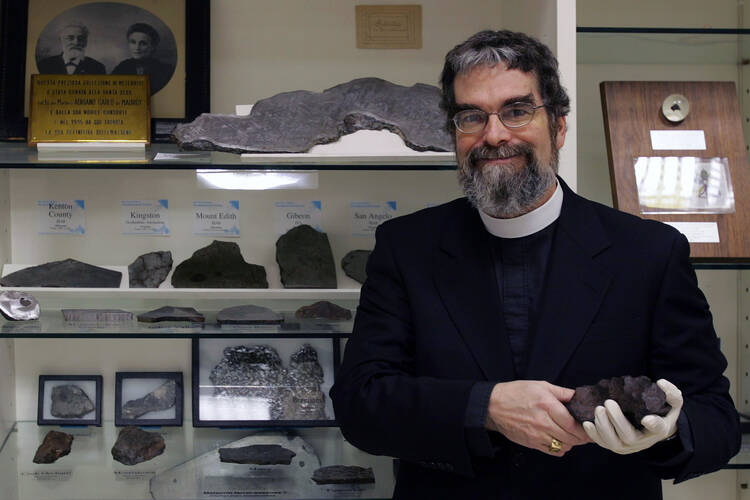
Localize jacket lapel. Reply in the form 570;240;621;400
525;182;613;382
433;201;516;382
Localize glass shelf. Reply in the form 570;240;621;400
0;142;457;171
0;421;395;500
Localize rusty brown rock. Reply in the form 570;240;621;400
33;430;74;464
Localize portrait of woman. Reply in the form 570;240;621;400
111;23;174;94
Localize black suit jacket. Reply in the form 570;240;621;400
37;54;105;75
331;179;740;499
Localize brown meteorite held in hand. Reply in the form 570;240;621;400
565;375;670;429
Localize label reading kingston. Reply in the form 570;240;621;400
28;74;150;143
193;201;240;237
274;201;323;235
351;201;397;236
121;200;169;235
37;200;85;235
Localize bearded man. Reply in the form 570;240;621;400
38;23;105;75
330;29;740;499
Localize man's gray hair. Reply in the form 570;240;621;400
60;22;89;38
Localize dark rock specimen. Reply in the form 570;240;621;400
276;225;336;288
286;344;327;420
341;250;371;284
137;306;204;323
128;251;173;288
0;259;121;288
312;465;375;485
111;426;166;466
0;290;40;320
51;384;95;418
566;375;670;429
33;430;74;464
122;380;177;419
62;309;133;322
171;241;267;288
210;345;288;419
216;304;283;325
172;77;453;154
218;444;296;465
295;300;352;320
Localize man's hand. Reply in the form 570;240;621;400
582;379;683;455
486;380;591;456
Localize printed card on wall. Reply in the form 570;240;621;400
121;200;170;235
193;201;240;237
274;201;323;235
37;199;85;235
350;201;397;236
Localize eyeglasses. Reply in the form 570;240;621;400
452;102;546;134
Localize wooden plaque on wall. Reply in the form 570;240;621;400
601;81;750;262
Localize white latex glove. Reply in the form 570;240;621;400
582;379;682;455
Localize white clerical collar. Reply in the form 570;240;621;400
479;181;563;239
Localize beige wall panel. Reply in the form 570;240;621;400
578;0;738;28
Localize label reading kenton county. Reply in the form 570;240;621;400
274;201;323;235
193;201;240;237
121;200;169;235
351;201;397;236
38;199;85;235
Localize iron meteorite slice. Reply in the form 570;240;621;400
0;259;121;288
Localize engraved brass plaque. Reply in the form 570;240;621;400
356;5;422;49
28;74;151;144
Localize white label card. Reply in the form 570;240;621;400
351;201;397;236
193;200;240;237
37;199;85;235
122;200;170;235
274;201;323;235
664;222;720;243
650;130;706;150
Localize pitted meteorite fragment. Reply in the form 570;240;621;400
312;465;376;485
0;259;121;287
171;240;268;288
210;345;288;419
172;77;453;154
112;426;165;466
341;250;371;284
566;375;670;429
216;304;283;325
137;306;204;323
295;300;352;320
128;251;173;288
33;430;74;464
50;384;95;418
122;380;177;419
0;290;40;320
62;309;133;322
286;344;327;419
218;444;296;465
276;225;336;288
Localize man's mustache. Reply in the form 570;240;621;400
468;143;534;166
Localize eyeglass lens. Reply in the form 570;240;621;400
453;103;540;133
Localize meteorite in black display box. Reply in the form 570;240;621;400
37;374;102;426
115;371;184;427
192;336;341;427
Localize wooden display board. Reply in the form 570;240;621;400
601;81;750;261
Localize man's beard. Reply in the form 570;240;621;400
457;142;558;218
63;47;85;60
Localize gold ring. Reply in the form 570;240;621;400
549;438;562;453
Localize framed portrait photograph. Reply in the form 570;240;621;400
192;337;342;428
115;371;183;427
0;0;209;141
37;374;102;426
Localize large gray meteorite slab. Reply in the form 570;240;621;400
51;384;95;418
112;426;166;466
172;241;268;288
312;465;375;485
0;259;121;287
566;375;670;429
129;251;173;288
218;444;296;465
137;306;205;323
0;291;40;320
276;225;336;288
341;250;371;284
173;77;453;154
122;380;177;419
216;304;283;325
